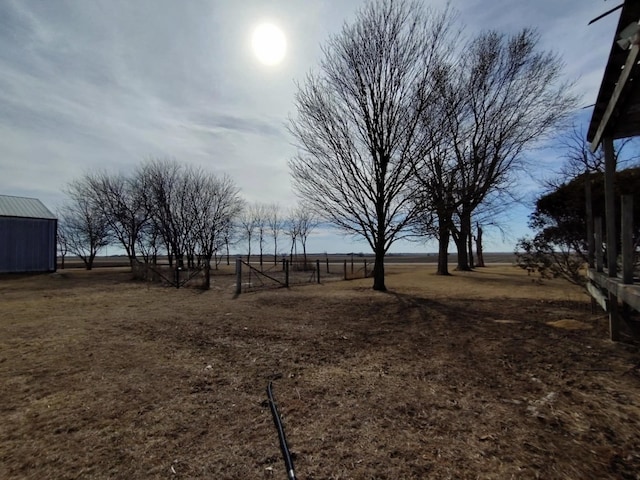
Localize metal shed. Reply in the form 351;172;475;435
0;195;57;273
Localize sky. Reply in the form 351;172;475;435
0;0;622;254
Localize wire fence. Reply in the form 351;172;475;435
235;257;371;293
133;260;207;288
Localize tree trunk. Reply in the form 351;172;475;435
302;242;307;270
86;252;96;270
274;239;278;265
437;216;450;276
455;210;471;271
203;260;211;290
454;236;470;271
476;223;485;267
467;218;474;269
372;242;386;291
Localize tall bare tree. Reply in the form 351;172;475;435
290;205;319;268
186;172;243;288
289;0;455;290
60;179;111;270
267;203;284;265
83;171;149;268
285;211;300;262
238;205;258;263
414;28;577;273
137;159;186;267
252;203;269;267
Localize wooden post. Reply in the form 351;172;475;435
344;259;347;280
621;194;634;284
595;217;604;273
326;257;329;274
603;137;617;277
285;260;289;287
316;259;320;284
235;257;242;295
585;175;595;268
351;253;354;274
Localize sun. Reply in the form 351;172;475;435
251;22;287;66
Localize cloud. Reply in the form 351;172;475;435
0;0;627;252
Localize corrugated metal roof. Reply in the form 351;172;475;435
0;195;56;220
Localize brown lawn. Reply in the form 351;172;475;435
1;264;639;479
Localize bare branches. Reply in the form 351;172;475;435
267;203;285;264
64;159;243;287
289;0;456;290
413;27;578;273
59;179;111;270
138;159;243;275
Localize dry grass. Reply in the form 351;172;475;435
1;265;639;479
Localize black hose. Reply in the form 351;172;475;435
267;380;297;480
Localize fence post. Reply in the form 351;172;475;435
344;259;347;280
316;259;321;284
351;253;354;274
622;195;634;284
364;260;367;278
285;260;289;287
604;137;617;277
595;217;603;273
326;257;329;274
235;257;242;295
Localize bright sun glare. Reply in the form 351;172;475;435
251;22;287;66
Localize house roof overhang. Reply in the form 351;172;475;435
587;0;640;152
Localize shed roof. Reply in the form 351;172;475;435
0;195;57;220
587;0;640;149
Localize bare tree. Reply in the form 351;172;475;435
238;205;258;263
252;203;269;267
60;180;111;270
289;0;455;290
187;172;243;288
221;220;236;266
285;210;300;263
411;111;460;275
414;28;577;273
137;159;185;267
267;203;284;265
290;206;319;268
83;171;149;268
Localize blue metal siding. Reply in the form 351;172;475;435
0;217;56;273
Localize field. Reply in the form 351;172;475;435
1;263;640;479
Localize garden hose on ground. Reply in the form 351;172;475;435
267;379;297;480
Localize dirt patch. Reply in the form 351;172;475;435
1;265;639;479
547;319;594;331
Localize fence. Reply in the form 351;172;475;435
133;259;206;289
234;257;372;294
